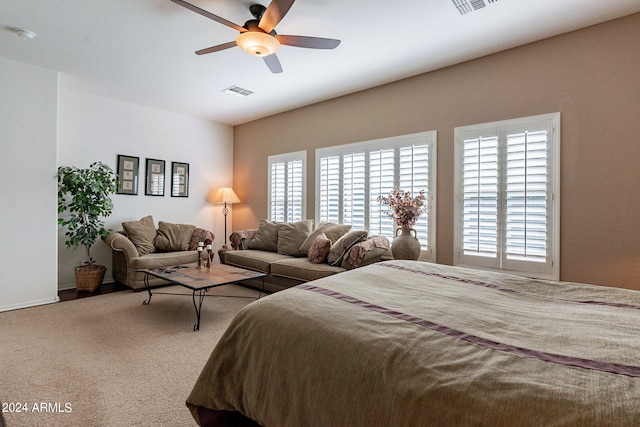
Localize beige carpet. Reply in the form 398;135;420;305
0;284;260;427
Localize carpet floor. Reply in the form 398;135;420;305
0;284;260;426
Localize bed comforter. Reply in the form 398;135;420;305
186;260;640;426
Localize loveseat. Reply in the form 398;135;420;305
220;219;389;293
103;215;214;290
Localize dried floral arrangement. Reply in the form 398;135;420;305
377;189;427;228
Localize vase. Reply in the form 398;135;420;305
391;226;421;260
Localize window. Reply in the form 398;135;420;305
268;151;306;222
316;131;437;260
454;113;560;279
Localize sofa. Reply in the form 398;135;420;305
103;215;214;290
220;219;390;293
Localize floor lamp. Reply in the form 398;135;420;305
209;187;241;249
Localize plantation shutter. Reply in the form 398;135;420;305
399;144;431;250
343;153;366;229
368;148;395;241
286;159;304;222
461;135;499;268
316;131;437;262
319;156;340;223
268;151;306;222
270;162;286;222
455;113;559;278
504;130;549;268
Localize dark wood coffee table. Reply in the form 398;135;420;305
141;263;266;331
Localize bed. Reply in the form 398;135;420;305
186;260;640;426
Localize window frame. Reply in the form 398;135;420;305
315;131;437;261
267;150;307;222
453;112;560;279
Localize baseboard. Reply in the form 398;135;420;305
0;296;60;313
58;275;115;291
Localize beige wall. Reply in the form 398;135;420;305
233;13;640;290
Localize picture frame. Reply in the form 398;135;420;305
145;158;165;196
116;155;139;195
171;161;189;197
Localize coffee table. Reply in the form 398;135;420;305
141;263;266;331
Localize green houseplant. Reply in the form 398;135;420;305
57;161;117;291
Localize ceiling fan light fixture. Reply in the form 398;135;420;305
236;31;280;57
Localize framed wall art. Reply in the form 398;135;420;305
145;158;165;196
116;155;139;195
171;161;189;197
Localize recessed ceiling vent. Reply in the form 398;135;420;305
221;85;253;97
451;0;499;15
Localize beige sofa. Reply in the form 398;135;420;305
221;219;389;293
103;215;214;290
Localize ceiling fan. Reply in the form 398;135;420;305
171;0;341;73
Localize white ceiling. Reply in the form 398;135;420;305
2;0;640;126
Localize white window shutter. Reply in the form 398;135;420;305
399;144;431;250
368;148;395;241
455;113;559;279
461;135;499;267
268;151;306;223
316;131;437;262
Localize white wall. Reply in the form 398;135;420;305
57;88;234;289
0;58;59;311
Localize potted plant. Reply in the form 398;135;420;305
57;161;117;291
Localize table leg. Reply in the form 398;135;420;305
257;277;265;300
192;289;207;331
142;272;153;305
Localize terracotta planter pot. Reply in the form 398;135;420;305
391;226;421;260
74;265;106;292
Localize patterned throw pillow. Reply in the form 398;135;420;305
188;228;215;250
307;232;331;264
327;230;369;266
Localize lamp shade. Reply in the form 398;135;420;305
209;187;240;204
236;31;280;57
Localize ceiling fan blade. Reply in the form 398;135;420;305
276;35;341;49
171;0;246;33
259;0;296;33
263;54;283;74
195;41;237;55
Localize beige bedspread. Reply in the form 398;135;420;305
186;261;640;426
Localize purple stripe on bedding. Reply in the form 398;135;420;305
298;283;640;378
377;262;640;311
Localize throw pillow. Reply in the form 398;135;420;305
188;228;215;250
341;236;390;269
327;230;369;266
122;215;156;256
277;220;314;257
298;222;352;254
308;232;331;264
154;221;196;252
248;219;279;252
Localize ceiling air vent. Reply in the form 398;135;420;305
221;85;253;97
451;0;499;15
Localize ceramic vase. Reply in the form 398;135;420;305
391;226;421;260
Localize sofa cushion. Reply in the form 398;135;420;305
327;230;368;266
298;222;352;254
271;257;346;282
122;215;157;256
224;249;293;274
308;232;331;264
154;221;196;252
277;220;313;257
248;219;279;252
128;250;199;270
